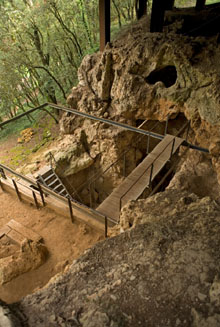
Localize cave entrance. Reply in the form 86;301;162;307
145;65;177;88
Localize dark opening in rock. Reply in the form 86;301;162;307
145;66;177;88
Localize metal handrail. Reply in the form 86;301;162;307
119;137;177;211
0;102;209;153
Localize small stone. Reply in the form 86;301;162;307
197;292;207;301
130;275;136;281
110;294;117;301
112;279;121;287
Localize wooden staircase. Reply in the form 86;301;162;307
36;166;72;200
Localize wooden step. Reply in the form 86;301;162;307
0;225;11;239
6;219;42;243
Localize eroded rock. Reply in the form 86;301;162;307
0;240;47;285
14;189;220;326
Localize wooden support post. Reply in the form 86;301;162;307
37;182;46;206
196;0;206;11
12;179;22;201
99;0;110;51
105;216;108;238
136;0;147;19
68;197;74;223
150;0;166;32
32;191;39;209
165;0;175;10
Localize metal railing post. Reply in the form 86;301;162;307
149;163;154;186
12;179;22;201
37;182;46;206
32;191;39;209
170;138;175;159
68;196;74;223
0;168;6;179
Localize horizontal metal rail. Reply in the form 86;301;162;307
0;102;209;153
0;103;48;128
48;103;165;140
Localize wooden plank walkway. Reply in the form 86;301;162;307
97;134;184;222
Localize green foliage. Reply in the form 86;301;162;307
0;0;137;135
0;110;41;141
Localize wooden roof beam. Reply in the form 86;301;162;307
150;0;166;32
165;0;175;10
99;0;110;52
196;0;206;10
136;0;147;20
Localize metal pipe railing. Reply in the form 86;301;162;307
0;102;209;153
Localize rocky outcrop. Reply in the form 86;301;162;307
0;240;47;285
13;189;220;326
66;10;220;181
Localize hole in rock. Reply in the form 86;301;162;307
145;66;177;88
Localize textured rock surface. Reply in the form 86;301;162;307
66;13;220;181
0;240;47;285
13;189;220;326
0;300;22;327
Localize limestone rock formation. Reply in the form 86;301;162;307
66;13;220;181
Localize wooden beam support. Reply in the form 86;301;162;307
196;0;206;10
136;0;147;20
165;0;175;10
99;0;110;52
150;0;166;32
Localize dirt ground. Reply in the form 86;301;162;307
0;189;103;304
